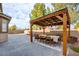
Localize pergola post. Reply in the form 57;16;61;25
68;21;70;41
30;23;33;43
43;27;45;34
63;13;68;56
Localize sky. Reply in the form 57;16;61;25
2;3;53;29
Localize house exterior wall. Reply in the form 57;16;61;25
0;3;11;43
0;17;8;43
0;33;8;43
0;17;2;32
0;3;3;12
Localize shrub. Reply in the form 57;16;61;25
9;25;17;31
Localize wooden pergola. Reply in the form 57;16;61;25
30;8;70;56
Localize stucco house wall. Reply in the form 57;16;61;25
0;33;8;43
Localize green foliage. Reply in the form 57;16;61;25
30;3;46;30
30;3;79;30
45;7;53;15
52;3;66;10
30;3;46;20
56;26;63;29
70;45;79;53
9;25;17;31
51;3;79;29
32;25;40;30
52;3;79;24
75;22;79;29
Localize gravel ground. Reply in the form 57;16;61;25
0;34;62;56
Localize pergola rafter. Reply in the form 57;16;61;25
56;16;63;21
30;8;70;56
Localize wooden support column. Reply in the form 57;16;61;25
63;13;68;56
30;23;33;42
68;21;70;41
43;27;45;34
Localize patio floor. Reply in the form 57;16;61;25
0;34;62;56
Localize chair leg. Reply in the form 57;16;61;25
49;40;53;45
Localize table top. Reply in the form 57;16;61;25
38;34;60;42
48;35;60;42
39;34;47;37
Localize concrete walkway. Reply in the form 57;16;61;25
0;34;62;56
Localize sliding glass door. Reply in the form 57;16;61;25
2;19;8;32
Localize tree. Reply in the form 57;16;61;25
30;3;46;20
9;25;17;31
30;3;46;30
52;3;66;10
56;26;63;29
51;3;79;29
52;3;78;23
45;7;53;15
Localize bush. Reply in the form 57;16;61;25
9;25;17;31
70;46;79;53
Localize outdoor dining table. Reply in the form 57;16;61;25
38;34;60;43
48;35;60;42
39;34;47;37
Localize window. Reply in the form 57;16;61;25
2;19;8;32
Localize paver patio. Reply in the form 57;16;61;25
0;34;61;56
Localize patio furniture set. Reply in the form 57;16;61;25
34;33;62;46
34;33;78;46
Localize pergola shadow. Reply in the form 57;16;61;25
30;8;70;56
